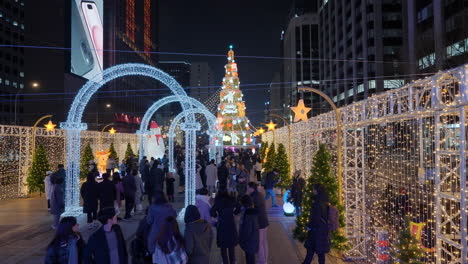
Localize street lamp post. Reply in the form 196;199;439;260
269;114;293;176
99;123;116;150
31;115;54;155
14;89;23;125
298;87;343;206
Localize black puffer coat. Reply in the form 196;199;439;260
210;196;240;248
239;208;259;254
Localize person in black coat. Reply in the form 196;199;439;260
217;161;229;189
84;207;128;264
239;195;259;264
247;182;269;264
97;173;116;211
80;172;99;229
122;169;137;219
149;160;165;194
210;188;240;264
303;184;330;264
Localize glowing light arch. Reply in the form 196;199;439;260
137;95;223;165
167;108;217;171
61;63;196;215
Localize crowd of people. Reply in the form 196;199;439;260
44;147;334;264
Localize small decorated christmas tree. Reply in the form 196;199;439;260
293;143;347;250
275;143;291;188
125;143;135;159
27;144;50;194
391;219;425;264
263;142;276;173
80;143;95;179
216;45;253;146
109;143;119;162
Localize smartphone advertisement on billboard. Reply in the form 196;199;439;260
71;0;103;80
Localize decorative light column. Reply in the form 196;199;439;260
60;122;87;216
181;122;201;206
167;132;176;172
208;130;217;162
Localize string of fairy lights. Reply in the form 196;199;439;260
261;64;468;263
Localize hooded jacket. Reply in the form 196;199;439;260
184;205;213;264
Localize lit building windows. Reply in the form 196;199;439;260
384;79;405;89
144;0;151;57
126;0;135;42
418;53;435;69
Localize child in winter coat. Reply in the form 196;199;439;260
166;172;176;202
239;195;259;264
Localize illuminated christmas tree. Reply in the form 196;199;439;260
216;45;253;146
27;144;50;194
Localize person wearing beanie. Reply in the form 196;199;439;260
184;205;213;264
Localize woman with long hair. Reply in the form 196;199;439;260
113;172;125;215
152;216;187;264
45;216;85;264
147;191;177;255
303;184;330;264
210;188;240;264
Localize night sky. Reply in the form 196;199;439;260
158;0;292;126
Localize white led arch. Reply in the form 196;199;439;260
60;63;196;215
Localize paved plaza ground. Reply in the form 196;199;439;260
0;191;347;264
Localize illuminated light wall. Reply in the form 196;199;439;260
0;125;138;200
262;64;468;263
125;0;135;42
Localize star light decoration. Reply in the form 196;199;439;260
266;120;277;131
109;127;116;135
44;120;56;131
290;99;311;122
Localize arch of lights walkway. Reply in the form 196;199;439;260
60;63;197;216
262;64;468;263
167;108;217;171
137;95;222;171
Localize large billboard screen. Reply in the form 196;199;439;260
71;0;103;79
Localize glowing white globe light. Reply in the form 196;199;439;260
283;202;295;216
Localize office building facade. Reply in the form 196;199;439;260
318;0;405;107
189;62;216;103
0;1;25;125
404;0;468;75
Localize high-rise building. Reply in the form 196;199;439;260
283;12;320;117
403;0;468;76
157;61;191;127
190;62;216;103
270;0;320;121
318;0;405;108
98;0;160;131
267;72;281;120
159;61;191;88
23;1;161;129
0;1;26;125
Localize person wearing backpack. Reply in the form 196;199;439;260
152;216;187;264
303;184;330;264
